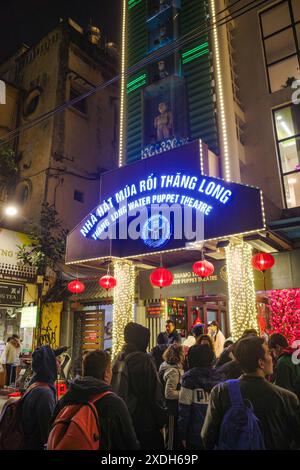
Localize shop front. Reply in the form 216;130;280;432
0;228;38;386
65;141;268;356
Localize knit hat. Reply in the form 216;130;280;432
192;323;205;338
124;322;150;351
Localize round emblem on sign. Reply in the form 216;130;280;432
142;214;171;249
220;265;228;283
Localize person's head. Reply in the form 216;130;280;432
82;350;112;384
188;344;215;369
11;334;20;340
192;323;205;339
165;319;175;335
32;345;58;383
124;322;150;352
159;102;167;114
224;339;234;349
208;321;219;334
157;332;167;346
268;333;289;358
241;329;258;339
163;343;184;366
197;334;215;354
235;337;273;377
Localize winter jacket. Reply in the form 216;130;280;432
22;346;57;450
166;330;182;345
52;376;139;450
112;344;167;449
201;375;300;450
273;349;300;399
150;344;168;371
218;359;242;380
178;366;225;449
209;330;225;358
159;362;183;415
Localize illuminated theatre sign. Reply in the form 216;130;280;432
66;142;265;263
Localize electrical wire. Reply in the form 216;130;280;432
0;0;268;148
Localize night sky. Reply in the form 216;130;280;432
0;0;120;63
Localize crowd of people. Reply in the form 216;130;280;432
0;320;299;451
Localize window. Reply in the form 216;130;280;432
260;1;300;93
23;88;41;117
274;104;300;208
74;190;84;203
70;86;88;115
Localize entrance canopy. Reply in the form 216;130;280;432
66;141;266;266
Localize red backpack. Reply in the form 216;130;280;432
47;391;112;451
0;382;50;450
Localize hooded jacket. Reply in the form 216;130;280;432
178;366;225;449
273;348;300;399
21;346;57;450
52;376;139;450
201;375;300;450
159;362;183;409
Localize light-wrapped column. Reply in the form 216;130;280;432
225;240;258;341
112;260;135;357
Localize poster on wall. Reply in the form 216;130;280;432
104;305;113;351
39;302;63;349
0;229;37;282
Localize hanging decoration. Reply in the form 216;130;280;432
267;288;300;345
68;280;85;294
252;252;275;291
193;259;214;295
99;274;117;291
225;241;258;342
112;260;135;358
150;267;173;289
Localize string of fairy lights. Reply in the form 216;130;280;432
225;240;259;342
112;260;135;357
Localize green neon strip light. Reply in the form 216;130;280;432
182;42;209;59
128;0;142;9
127;80;147;93
127;74;147;89
182;49;209;64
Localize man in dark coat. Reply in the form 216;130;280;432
202;337;300;450
165;319;181;345
52;349;139;450
21;345;58;449
111;322;167;449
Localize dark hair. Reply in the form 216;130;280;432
82;350;111;380
7;337;12;343
224;340;234;349
188;344;215;368
157;332;167;345
268;333;288;350
241;329;258;339
209;321;219;331
11;334;20;339
163;343;184;366
166;319;175;326
196;334;215;353
235;337;267;373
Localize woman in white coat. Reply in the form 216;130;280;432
207;321;225;359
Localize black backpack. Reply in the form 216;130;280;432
111;352;142;414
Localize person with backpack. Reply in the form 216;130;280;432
178;344;224;450
201;336;300;450
0;345;58;450
150;332;168;371
159;343;184;450
49;349;139;450
268;333;300;399
111;322;167;450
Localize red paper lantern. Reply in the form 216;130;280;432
68;280;85;294
150;267;173;288
193;260;215;278
99;275;117;290
252;253;275;272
